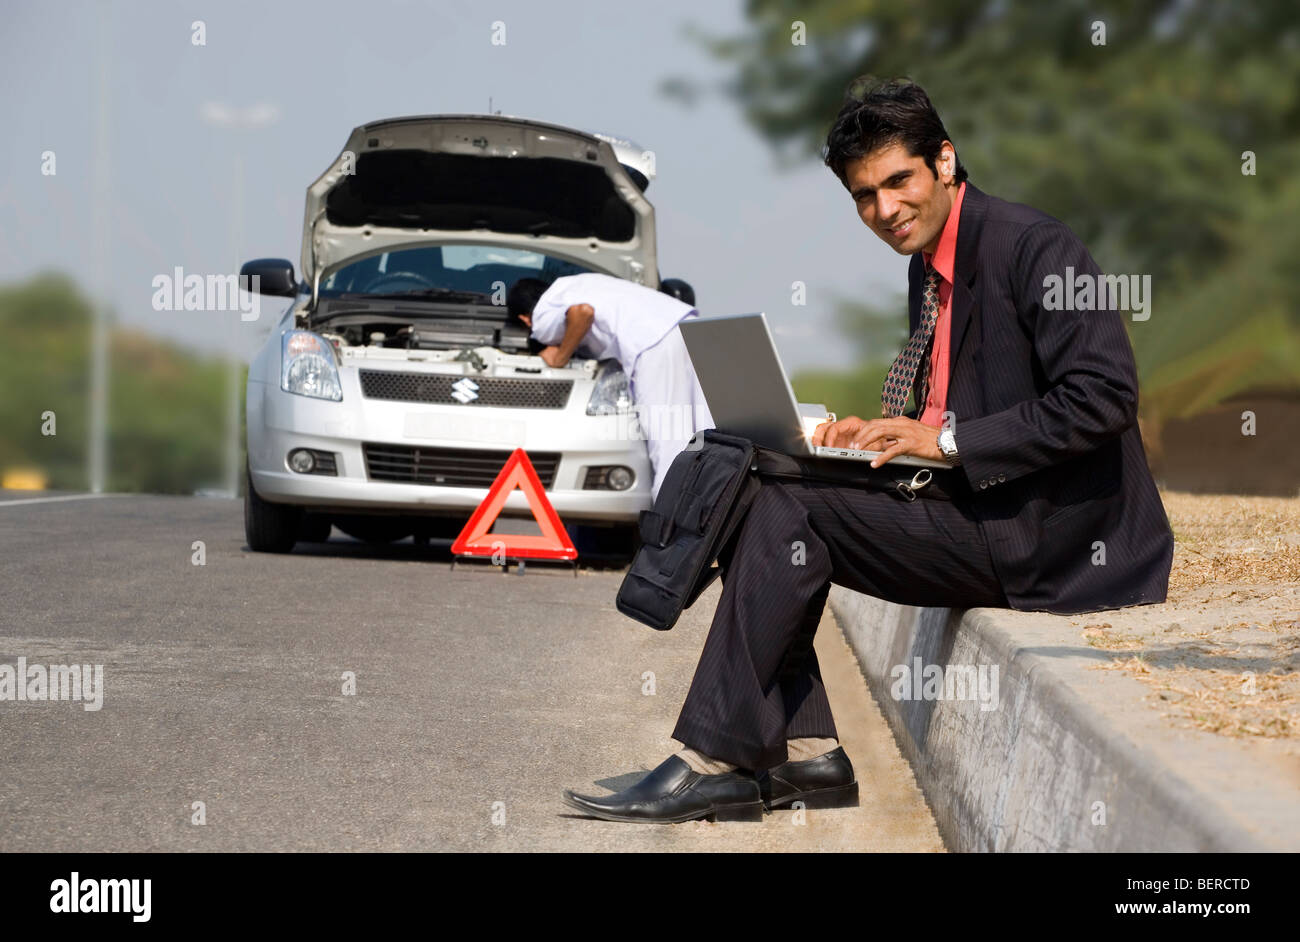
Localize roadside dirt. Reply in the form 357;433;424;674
1072;491;1300;747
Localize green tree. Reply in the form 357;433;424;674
0;272;241;493
0;273;94;486
681;0;1300;432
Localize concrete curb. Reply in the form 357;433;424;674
828;589;1295;852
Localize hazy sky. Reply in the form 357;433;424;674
0;0;909;372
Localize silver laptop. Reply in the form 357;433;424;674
679;312;950;469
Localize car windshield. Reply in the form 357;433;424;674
318;245;594;301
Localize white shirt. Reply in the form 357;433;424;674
529;272;697;371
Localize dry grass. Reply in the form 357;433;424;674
1081;491;1300;743
1163;492;1300;592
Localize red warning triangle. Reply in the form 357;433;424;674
450;448;578;560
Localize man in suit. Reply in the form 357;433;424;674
562;78;1174;824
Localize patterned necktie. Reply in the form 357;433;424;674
881;265;943;417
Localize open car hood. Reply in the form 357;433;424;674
301;115;658;302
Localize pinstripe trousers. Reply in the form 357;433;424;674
671;474;1007;771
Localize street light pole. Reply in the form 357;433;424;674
226;149;245;497
199;102;279;498
89;4;110;493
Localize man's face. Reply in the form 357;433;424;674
842;141;956;255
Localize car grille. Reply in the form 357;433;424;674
363;443;561;489
358;369;573;409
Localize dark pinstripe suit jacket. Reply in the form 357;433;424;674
905;183;1174;613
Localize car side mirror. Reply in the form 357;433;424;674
240;258;298;297
659;278;695;306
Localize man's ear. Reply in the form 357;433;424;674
938;142;957;183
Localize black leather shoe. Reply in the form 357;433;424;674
758;746;859;810
562;755;765;823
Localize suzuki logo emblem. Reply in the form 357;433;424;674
451;378;480;403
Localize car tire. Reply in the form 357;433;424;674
244;465;302;553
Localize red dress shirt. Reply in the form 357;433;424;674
918;181;966;427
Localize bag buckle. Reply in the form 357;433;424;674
895;468;933;502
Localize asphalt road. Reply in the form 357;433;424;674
0;491;942;851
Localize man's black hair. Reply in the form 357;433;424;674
506;277;549;328
823;77;968;187
659;278;695;306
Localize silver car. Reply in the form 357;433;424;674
242;114;686;555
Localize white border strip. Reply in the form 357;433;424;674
0;493;118;507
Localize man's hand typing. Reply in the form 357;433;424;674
811;415;945;468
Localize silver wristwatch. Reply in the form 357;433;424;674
937;428;960;465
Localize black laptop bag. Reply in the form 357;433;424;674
615;428;961;631
615;430;761;631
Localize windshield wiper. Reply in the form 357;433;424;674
338;288;495;304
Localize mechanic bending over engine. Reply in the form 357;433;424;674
507;272;713;500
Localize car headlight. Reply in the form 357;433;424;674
281;330;342;401
586;360;633;415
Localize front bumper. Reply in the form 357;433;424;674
246;375;652;524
